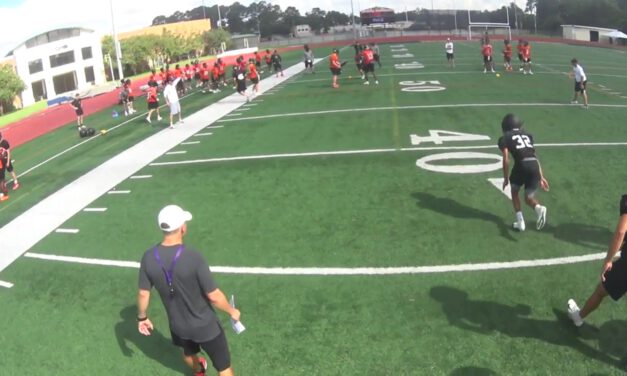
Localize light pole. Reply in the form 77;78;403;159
350;0;357;41
109;0;123;81
217;5;222;28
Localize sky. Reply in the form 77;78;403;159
0;0;525;57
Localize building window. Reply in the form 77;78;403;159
31;80;47;101
81;47;93;60
49;51;75;68
28;59;43;74
84;66;95;84
26;28;80;49
52;71;77;94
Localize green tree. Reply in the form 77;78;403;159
0;64;25;114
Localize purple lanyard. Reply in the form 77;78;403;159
153;245;184;295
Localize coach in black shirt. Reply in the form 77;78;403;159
137;204;241;376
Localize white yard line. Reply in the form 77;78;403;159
55;228;79;234
206;125;224;129
0;280;14;288
194;132;213;137
165;151;187;155
217;102;627;123
130;175;153;179
83;208;107;212
224;113;242;117
149;142;627;167
487;178;512;200
0;60;312;273
181;141;200;145
22;251;609;275
107;190;131;194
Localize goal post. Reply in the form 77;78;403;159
467;9;512;41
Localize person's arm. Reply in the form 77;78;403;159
207;288;240;322
137;289;154;335
536;159;550;191
601;214;627;281
501;147;509;190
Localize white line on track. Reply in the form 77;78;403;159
224;113;242;117
165;151;187;155
217;102;627;123
194;132;213;137
22;251;610;275
206;125;224;129
243;103;258;107
0;280;14;288
55;228;79;234
107;190;130;194
181;141;200;145
130;175;152;179
238;108;251;111
149;141;627;167
83;208;107;212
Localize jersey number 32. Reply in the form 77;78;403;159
512;135;533;149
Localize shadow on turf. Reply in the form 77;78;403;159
449;367;497;376
430;286;625;371
411;193;613;249
115;306;188;375
411;192;517;242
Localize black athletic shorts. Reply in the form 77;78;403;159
603;255;627;301
510;159;541;196
305;59;313;68
363;63;374;73
171;329;231;372
446;52;454;60
147;101;158;110
374;53;380;62
5;159;13;173
504;56;512;63
483;56;492;63
237;81;246;93
251;77;259;84
273;63;282;71
575;80;587;93
256;61;261;67
330;67;341;76
75;108;84;116
518;53;523;60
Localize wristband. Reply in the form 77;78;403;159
137;316;148;322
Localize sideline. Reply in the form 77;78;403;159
0;60;314;274
23;251;609;276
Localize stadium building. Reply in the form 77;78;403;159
6;27;106;107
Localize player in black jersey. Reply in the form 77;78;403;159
498;114;549;231
567;195;627;332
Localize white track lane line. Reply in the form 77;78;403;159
55;228;79;234
0;280;14;288
83;208;107;212
130;175;153;179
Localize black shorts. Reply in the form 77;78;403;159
483;56;492;63
251;77;259;84
237;81;246;93
510;159;541;196
171;329;231;372
128;95;134;102
273;63;282;71
363;63;375;73
374;53;380;62
256;61;261;67
330;67;341;76
5;159;13;173
603;256;627;301
305;60;313;68
504;56;512;63
75;108;83;116
446;52;454;60
147;101;158;110
575;80;587;93
518;53;523;61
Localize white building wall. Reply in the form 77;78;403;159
12;29;105;107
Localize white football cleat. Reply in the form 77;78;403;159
567;299;584;327
513;221;526;232
536;206;547;230
570;100;579;104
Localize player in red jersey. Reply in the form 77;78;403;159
521;41;533;75
211;63;221;93
217;58;227;87
145;85;162;123
264;49;272;74
200;63;211;93
482;38;495;74
329;49;342;89
255;51;262;73
248;58;259;96
361;45;378;85
503;40;513;71
516;40;525;72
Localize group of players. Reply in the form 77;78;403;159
328;43;382;88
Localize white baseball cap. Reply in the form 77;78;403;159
158;205;192;231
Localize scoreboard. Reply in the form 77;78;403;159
360;7;396;25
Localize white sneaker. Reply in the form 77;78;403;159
519;67;524;72
582;105;589;110
146;117;151;123
567;299;584;327
513;221;526;232
570;100;578;104
157;116;162;121
491;70;495;73
363;81;370;85
536;205;547;230
375;81;379;85
483;69;487;74
523;71;527;75
529;71;534;75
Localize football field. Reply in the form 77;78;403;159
0;41;626;375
